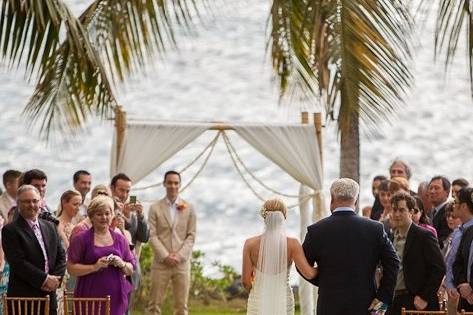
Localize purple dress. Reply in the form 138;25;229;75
67;228;136;315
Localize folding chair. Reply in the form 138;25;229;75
3;295;50;315
63;294;110;315
401;308;448;315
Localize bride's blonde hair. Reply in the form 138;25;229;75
260;198;287;219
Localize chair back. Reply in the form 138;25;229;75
63;293;110;315
401;308;447;315
2;295;50;315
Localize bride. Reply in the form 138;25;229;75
242;198;317;315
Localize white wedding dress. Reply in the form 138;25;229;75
246;211;295;315
246;267;295;315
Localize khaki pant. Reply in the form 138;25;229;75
146;262;190;315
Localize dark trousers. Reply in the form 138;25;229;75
386;293;439;315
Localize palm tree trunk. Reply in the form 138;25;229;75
339;110;360;183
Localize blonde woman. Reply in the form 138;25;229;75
242;198;317;315
56;190;81;315
67;196;136;315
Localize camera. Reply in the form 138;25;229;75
39;211;60;225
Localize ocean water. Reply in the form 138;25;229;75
1;1;473;274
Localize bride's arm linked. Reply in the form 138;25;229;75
242;239;255;291
290;238;318;280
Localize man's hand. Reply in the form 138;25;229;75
368;298;381;311
447;287;460;300
41;275;60;292
134;202;144;216
164;255;178;267
169;253;181;264
414;296;428;310
458;283;473;298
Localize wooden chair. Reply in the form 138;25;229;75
401;308;447;315
2;295;50;315
63;293;111;315
460;310;473;314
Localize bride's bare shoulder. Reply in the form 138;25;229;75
286;237;302;248
244;235;261;248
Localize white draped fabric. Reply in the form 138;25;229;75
233;124;323;191
110;122;208;182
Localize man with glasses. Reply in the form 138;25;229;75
1;185;66;315
386;191;445;315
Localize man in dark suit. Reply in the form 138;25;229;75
386;192;446;315
429;175;452;249
300;178;400;315
2;185;66;315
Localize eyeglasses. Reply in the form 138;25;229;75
97;191;109;196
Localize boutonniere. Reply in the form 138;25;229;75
176;201;188;211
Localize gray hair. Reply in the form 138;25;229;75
389;159;412;180
330;178;359;201
17;184;40;197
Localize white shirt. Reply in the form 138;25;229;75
166;197;180;224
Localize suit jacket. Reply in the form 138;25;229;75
432;203;452;249
452;225;473;286
148;197;196;267
1;215;66;314
0;193;13;221
401;223;446;305
300;211;400;315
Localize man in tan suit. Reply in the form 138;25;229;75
147;170;196;315
0;170;21;220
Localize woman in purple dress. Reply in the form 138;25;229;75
67;196;136;315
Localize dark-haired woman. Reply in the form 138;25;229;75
411;196;437;238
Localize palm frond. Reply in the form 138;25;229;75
80;0;202;83
434;0;473;95
22;6;116;141
269;0;414;135
0;0;76;79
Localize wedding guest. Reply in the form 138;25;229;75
370;175;387;221
386;192;445;315
72;170;92;218
389;159;412;180
147;171;196;315
452;188;473;311
429;176;452;249
0;170;21;220
56;190;81;314
451;178;469;199
440;202;462;315
110;173;149;249
378;180;395;239
418;181;432;217
20;169;52;213
411;196;437;237
389;177;410;194
2;185;66;315
67;196;136;315
70;184;111;240
0;215;7;314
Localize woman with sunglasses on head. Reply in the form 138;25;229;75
411;196;437;238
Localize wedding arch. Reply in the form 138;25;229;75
110;106;326;315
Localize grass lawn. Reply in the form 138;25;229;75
133;298;302;314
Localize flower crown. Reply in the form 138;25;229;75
260;206;268;219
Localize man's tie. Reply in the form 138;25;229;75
32;223;49;273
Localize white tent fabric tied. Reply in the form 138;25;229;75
233;124;323;191
110;122;208;182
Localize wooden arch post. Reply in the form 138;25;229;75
114;106;127;167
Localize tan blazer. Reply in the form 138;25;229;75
0;193;13;221
148;197;196;265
